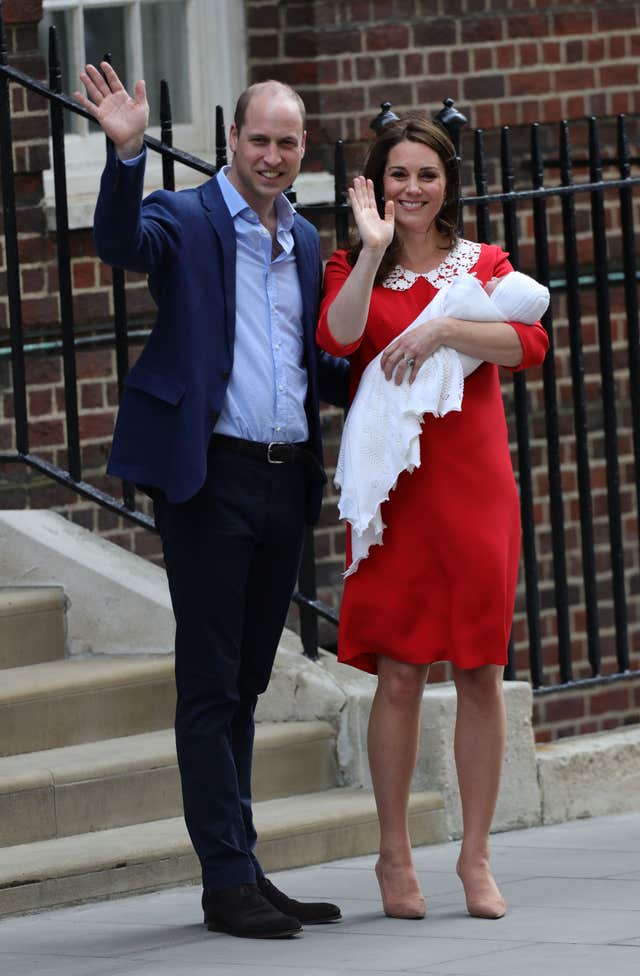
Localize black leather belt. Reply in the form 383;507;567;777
210;433;326;482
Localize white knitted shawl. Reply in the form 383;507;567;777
336;270;550;577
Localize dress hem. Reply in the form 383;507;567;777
338;646;509;676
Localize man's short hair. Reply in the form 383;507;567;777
233;80;306;132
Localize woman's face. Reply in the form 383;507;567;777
382;140;447;239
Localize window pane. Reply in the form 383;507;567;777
38;11;74;132
141;1;191;126
84;7;128;89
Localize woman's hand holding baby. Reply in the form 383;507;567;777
380;317;451;385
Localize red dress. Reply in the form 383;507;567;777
316;241;549;674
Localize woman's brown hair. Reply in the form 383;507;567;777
347;115;460;285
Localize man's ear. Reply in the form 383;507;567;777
229;123;238;153
300;130;307;157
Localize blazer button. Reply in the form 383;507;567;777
222;369;231;380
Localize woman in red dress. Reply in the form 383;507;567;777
317;117;548;921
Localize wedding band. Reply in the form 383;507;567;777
404;356;416;367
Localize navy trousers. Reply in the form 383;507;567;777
153;441;307;891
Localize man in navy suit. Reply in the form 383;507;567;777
76;63;346;939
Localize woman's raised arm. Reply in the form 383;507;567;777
325;177;394;346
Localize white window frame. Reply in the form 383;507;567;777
42;0;248;225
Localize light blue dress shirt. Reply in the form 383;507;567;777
120;154;308;444
213;167;308;444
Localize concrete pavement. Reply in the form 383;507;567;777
1;811;639;976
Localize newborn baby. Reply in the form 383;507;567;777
336;270;550;576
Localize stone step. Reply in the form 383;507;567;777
537;724;640;824
0;656;176;756
0;720;339;846
0;788;447;918
0;586;67;669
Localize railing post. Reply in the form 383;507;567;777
559;119;600;676
530;122;572;684
616;114;640;573
160;79;175;191
297;526;319;659
0;0;29;454
434;97;467;155
215;104;227;170
472;128;491;244
334;138;349;248
435;98;467;234
469;125;520;679
49;25;82;482
500;125;544;688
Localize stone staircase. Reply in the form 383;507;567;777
0;585;447;918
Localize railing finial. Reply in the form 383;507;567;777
434;97;467;153
369;101;399;135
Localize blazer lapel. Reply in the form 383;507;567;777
292;222;317;368
199;177;237;359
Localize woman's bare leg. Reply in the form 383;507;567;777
367;656;430;917
452;663;506;918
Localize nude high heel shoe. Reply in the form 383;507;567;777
375;860;426;919
456;857;506;919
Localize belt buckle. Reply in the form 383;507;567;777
267;441;286;464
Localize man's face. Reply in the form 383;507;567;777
228;90;306;214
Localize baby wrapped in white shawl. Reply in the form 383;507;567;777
336;270;550;577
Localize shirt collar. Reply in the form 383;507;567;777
217;166;295;231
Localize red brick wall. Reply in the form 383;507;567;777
534;678;640;742
247;0;640;171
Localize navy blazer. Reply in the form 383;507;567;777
94;149;348;524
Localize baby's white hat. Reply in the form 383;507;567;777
490;271;550;324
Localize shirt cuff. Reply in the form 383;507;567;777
119;149;145;166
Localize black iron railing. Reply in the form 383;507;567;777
463;119;640;690
1;11;640;695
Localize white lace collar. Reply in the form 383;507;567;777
382;239;482;291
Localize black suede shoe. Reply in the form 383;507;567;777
257;875;342;924
202;884;301;939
